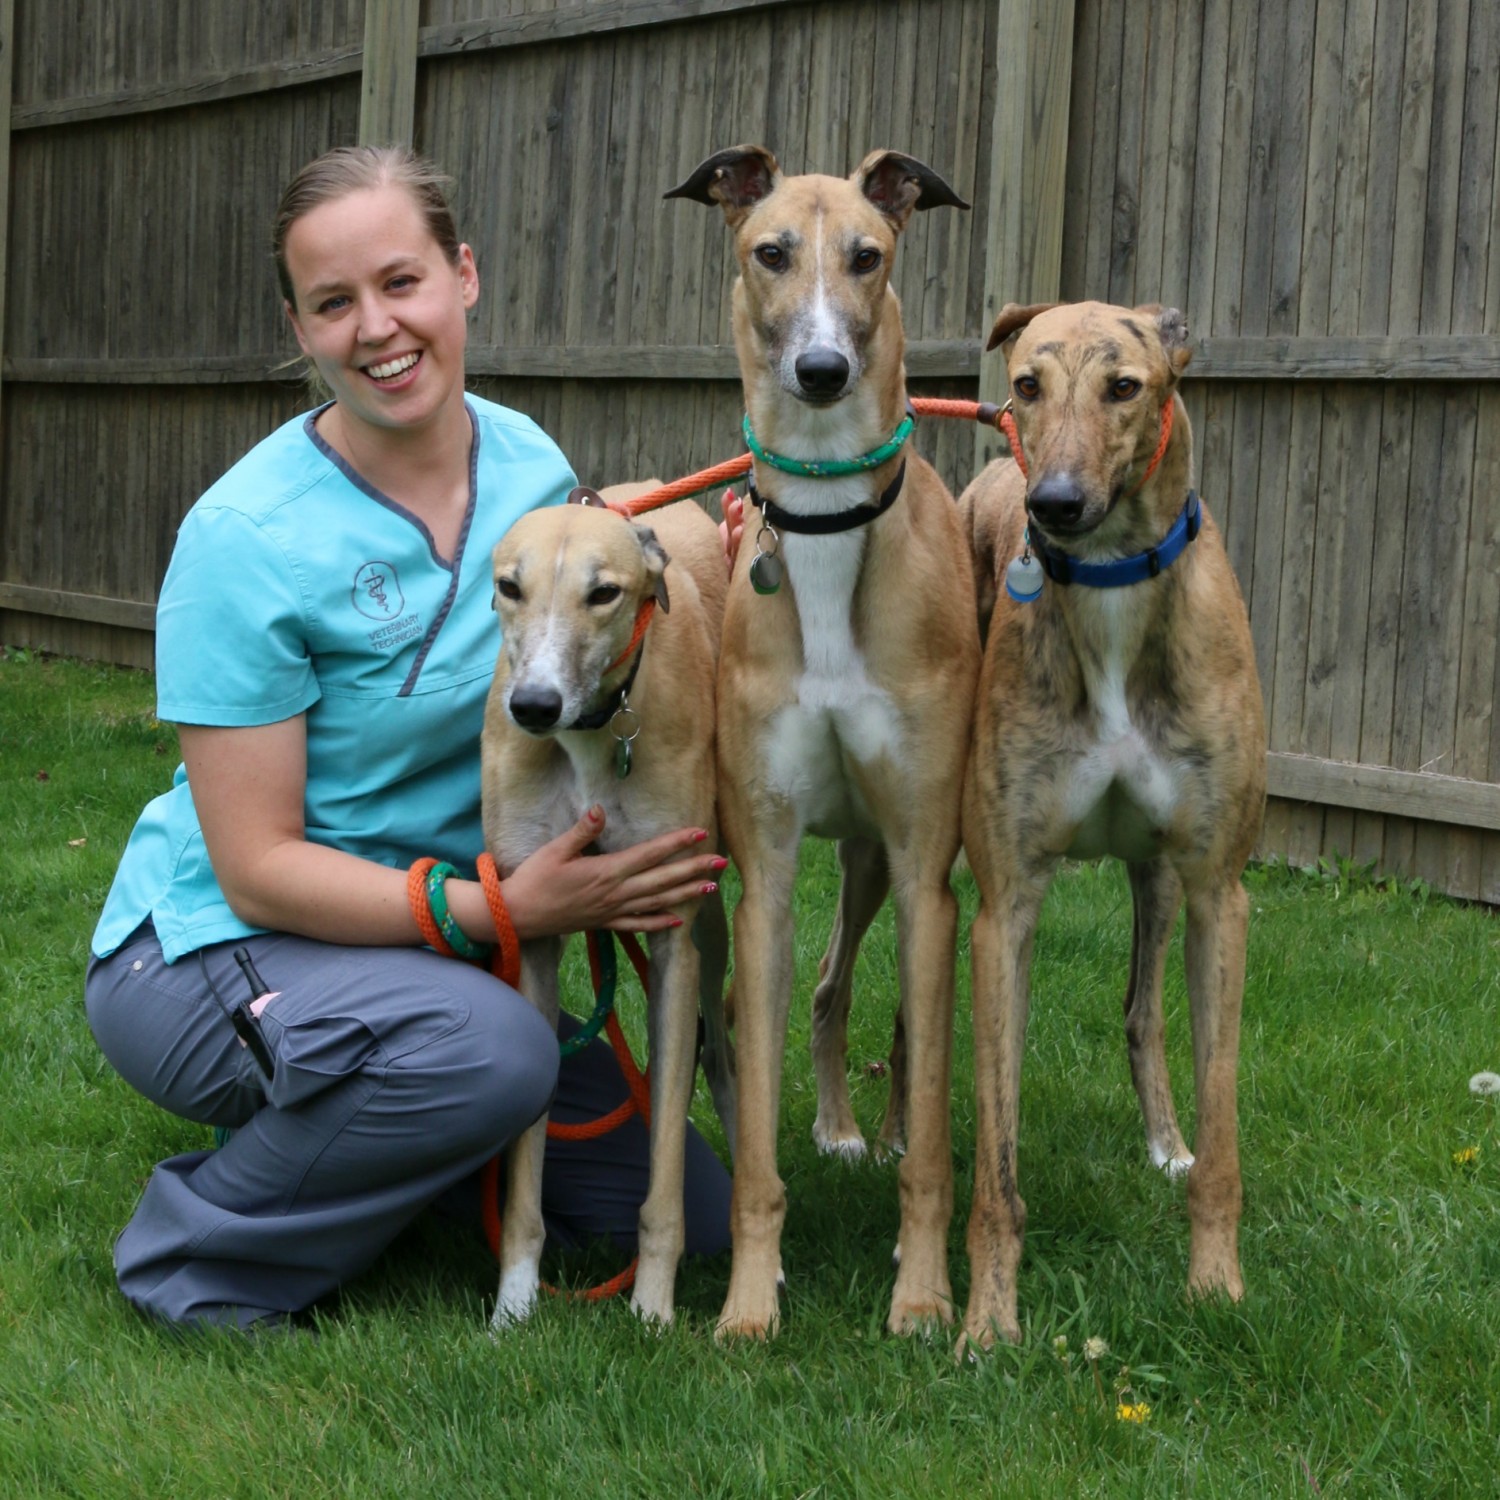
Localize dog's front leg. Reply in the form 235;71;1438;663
810;837;889;1159
885;857;958;1334
715;833;799;1341
1124;859;1193;1175
692;886;737;1156
631;919;702;1325
960;860;1050;1353
1182;874;1248;1303
492;937;562;1331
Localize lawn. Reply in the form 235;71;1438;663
2;648;1497;1498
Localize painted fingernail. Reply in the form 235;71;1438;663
701;882;718;895
670;916;685;927
710;856;729;871
691;829;709;842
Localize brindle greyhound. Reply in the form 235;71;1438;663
957;299;1266;1351
667;146;979;1339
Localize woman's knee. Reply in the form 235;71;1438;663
423;981;559;1151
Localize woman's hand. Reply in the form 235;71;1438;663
719;487;745;576
499;806;728;938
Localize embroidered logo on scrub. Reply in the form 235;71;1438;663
353;561;422;649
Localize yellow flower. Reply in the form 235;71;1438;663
1453;1145;1480;1165
1116;1402;1152;1424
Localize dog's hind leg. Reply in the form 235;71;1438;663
492;937;563;1331
1124;859;1193;1177
1182;874;1248;1303
810;837;889;1160
692;887;737;1156
632;924;702;1325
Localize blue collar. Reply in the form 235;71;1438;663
1031;492;1202;588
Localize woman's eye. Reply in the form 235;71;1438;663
1111;377;1142;401
588;584;622;606
496;578;521;601
754;244;785;270
1013;374;1040;401
315;295;350;315
852;247;881;273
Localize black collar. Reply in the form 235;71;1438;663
748;458;907;535
568;642;646;731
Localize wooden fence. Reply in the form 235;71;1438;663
2;0;1498;901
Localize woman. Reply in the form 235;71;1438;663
86;146;736;1332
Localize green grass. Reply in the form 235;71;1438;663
2;646;1498;1497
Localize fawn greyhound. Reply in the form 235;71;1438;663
667;146;979;1339
957;300;1266;1351
480;489;734;1327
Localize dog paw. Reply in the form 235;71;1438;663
1149;1140;1195;1178
490;1263;540;1332
814;1131;869;1162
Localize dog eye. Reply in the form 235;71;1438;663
1013;374;1040;402
588;584;622;606
754;244;786;270
1110;377;1142;401
496;578;521;602
852;247;881;273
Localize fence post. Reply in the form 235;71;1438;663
0;0;13;466
975;0;1075;471
360;0;422;147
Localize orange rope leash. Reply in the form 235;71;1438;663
604;398;1006;518
604;597;657;676
1000;397;1177;497
475;852;520;989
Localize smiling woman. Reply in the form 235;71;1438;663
82;145;731;1334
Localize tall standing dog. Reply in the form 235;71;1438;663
667;146;979;1339
480;491;734;1327
958;300;1266;1351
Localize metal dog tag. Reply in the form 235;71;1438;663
1005;552;1044;604
749;552;783;595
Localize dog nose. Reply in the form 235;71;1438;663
509;685;563;732
1028;475;1088;531
794;346;850;397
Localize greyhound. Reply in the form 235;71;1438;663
667;146;980;1339
480;490;734;1328
957;300;1266;1351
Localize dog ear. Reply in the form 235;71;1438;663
567;485;609;508
985;301;1060;352
634;524;672;613
664;146;780;226
1147;304;1194;381
855;150;970;231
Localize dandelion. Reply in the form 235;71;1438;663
1116;1402;1152;1424
1083;1336;1108;1363
1052;1334;1069;1356
1470;1072;1500;1097
1453;1145;1480;1166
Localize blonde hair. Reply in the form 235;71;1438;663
272;145;462;311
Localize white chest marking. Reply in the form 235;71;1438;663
759;476;901;837
1061;590;1181;860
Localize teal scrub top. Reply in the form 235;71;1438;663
92;396;575;962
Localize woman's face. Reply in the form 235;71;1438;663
282;182;479;439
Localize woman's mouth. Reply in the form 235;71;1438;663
365;352;421;383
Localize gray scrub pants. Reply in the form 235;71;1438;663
86;922;730;1330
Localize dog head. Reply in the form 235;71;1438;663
490;502;670;735
987;300;1192;551
667;146;967;411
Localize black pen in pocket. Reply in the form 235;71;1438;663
230;947;277;1081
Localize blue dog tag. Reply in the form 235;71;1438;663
1005;552;1043;603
